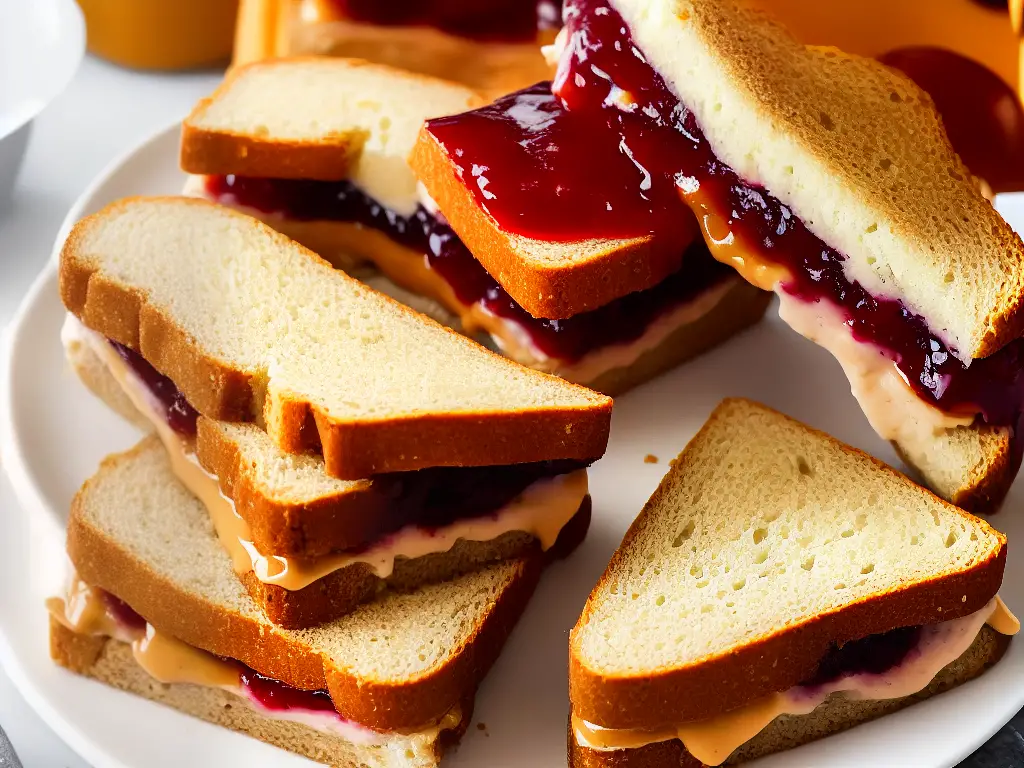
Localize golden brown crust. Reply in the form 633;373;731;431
66;478;544;731
58;197;613;479
50;618;472;764
893;422;1019;515
410;129;700;320
240;497;591;628
569;398;1008;730
567;626;1011;767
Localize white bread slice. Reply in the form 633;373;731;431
182;57;483;215
570;398;1006;730
607;0;1024;359
65;436;542;733
59;197;612;479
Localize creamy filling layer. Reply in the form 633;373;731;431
47;577;459;744
572;597;1019;765
64;315;587;591
186;174;739;384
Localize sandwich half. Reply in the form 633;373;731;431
411;0;1024;512
182;58;772;395
59;196;606;627
50;438;539;768
569;398;1018;767
232;0;559;95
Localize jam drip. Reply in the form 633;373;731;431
112;342;199;436
241;668;338;714
109;336;589;551
329;0;562;42
208;175;733;363
551;0;1024;425
801;625;922;688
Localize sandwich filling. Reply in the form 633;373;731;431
572;596;1019;764
197;174;741;385
48;576;460;742
422;0;1024;452
63;316;589;591
316;0;563;41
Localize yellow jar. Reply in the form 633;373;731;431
77;0;239;70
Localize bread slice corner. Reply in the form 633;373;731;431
569;397;1006;730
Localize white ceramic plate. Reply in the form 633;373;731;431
3;124;1024;768
0;0;84;203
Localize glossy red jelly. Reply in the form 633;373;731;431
554;0;1024;427
329;0;562;41
424;83;692;244
880;47;1024;194
107;334;590;550
101;591;148;632
801;625;922;688
241;668;338;714
207;175;733;362
112;342;199;437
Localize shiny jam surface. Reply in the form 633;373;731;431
554;0;1024;425
207;175;732;362
801;625;922;688
112;342;199;436
424;83;693;245
329;0;562;41
101;591;147;632
241;668;338;714
108;333;589;550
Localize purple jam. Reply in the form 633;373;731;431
328;0;562;41
207;174;733;363
551;0;1024;426
111;341;199;437
241;668;338;714
100;591;148;632
801;625;922;688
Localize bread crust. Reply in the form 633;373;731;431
411;129;699;320
66;464;544;731
569;399;1008;730
567;626;1010;767
240;497;591;628
59;197;613;479
50;618;471;766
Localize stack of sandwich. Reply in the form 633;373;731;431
181;58;772;395
49;196;612;765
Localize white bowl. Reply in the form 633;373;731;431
0;0;84;205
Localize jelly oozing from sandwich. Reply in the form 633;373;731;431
240;668;338;713
548;0;1024;426
328;0;562;41
801;625;922;688
206;174;733;362
111;342;199;437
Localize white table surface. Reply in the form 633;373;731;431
0;53;223;768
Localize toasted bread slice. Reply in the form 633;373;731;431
570;398;1006;730
607;0;1024;358
50;619;469;768
182;58;483;214
567;624;1010;767
65;437;542;732
59;197;612;478
410;128;697;319
232;0;554;96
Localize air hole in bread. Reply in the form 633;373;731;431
855;513;868;530
945;529;959;548
841;529;854;538
631;592;640;600
784;165;794;175
701;604;713;614
795;456;813;476
690;564;703;578
672;521;696;548
878;158;893;171
732;578;746;591
861;563;875;574
865;223;878;234
801;556;815;571
655;595;666;606
696;579;709;589
890;92;902;103
835;583;847;590
754;549;769;565
944;272;955;284
752;527;767;544
780;525;791;539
